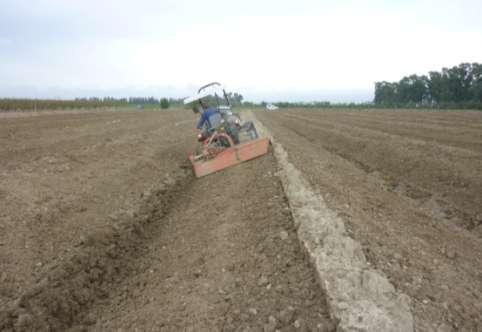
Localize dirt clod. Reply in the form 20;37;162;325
278;306;296;325
258;275;269;287
263;316;278;332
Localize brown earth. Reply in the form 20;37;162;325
0;109;333;331
256;109;482;332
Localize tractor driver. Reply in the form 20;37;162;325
193;101;222;131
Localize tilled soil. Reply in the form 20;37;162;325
79;151;333;332
256;109;482;332
0;109;333;331
0;109;195;309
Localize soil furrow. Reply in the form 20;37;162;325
263;111;482;231
291;109;482;130
280;112;482;153
77;151;334;331
0;170;192;331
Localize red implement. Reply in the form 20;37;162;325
189;137;269;178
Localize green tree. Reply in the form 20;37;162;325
398;75;428;104
374;81;399;105
427;71;446;103
470;63;482;102
160;98;170;109
374;62;482;109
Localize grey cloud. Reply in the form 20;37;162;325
0;0;177;46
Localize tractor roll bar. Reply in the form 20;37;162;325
197;82;231;107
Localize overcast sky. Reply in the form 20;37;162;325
1;0;481;102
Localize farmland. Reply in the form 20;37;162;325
0;108;481;331
0;109;333;331
256;109;482;331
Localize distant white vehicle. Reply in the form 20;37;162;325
266;103;279;111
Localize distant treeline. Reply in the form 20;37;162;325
254;101;333;108
0;92;247;111
374;62;482;109
0;96;184;111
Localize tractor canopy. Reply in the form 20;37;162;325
183;82;231;111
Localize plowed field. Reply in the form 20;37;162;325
256;108;482;331
1;107;481;331
0;109;333;331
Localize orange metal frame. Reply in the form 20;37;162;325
189;137;270;178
